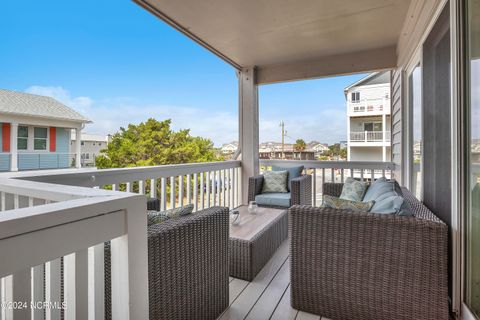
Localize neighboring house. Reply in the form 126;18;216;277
70;133;108;167
345;71;392;162
259;142;315;160
0;89;90;171
220;141;238;155
306;141;329;157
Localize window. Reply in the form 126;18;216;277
81;141;84;146
17;126;28;150
363;122;382;132
409;65;422;199
33;127;47;150
351;92;360;102
465;0;480;316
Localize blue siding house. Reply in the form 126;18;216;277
0;89;90;172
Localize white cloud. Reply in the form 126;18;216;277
24;85;346;146
260;108;347;144
24;86;238;146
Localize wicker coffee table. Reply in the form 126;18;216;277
229;206;288;281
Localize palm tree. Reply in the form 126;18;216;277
294;139;307;159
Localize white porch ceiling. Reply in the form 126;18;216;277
135;0;411;83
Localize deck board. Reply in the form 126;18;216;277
270;285;297;320
220;239;321;320
245;257;290;320
229;278;249;305
219;239;289;320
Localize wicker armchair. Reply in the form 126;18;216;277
248;174;312;208
289;183;449;320
105;206;229;320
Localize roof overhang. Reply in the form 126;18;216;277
0;112;91;129
135;0;411;84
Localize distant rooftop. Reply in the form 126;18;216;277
71;132;107;142
343;71;391;95
0;89;90;123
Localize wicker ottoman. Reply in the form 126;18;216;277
229;206;288;281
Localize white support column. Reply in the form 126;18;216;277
382;113;387;162
239;67;259;205
10;123;18;172
347;117;351;161
75;127;82;169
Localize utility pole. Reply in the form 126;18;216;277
280;121;286;159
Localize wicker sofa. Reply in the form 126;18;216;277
105;206;229;320
248;174;312;208
289;182;449;320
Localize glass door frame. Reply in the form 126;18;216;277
404;50;423;198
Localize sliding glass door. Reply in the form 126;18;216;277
409;65;422;199
465;0;480;318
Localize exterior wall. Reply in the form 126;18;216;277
349;147;383;161
18;126;71;171
346;83;390;103
70;136;106;166
349;147;391;162
349;116;391;132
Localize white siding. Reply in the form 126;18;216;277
346;84;390;103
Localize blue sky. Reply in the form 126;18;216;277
0;0;366;146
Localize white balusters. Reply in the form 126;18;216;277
150;179;157;198
89;244;105;320
200;173;205;210
139;180;145;195
193;174;198;211
186;174;191;205
160;178;166;211
45;259;61;320
178;175;184;207
206;172;211;208
170;176;175;209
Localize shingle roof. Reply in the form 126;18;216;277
0;89;90;123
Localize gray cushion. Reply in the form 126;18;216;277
272;165;304;191
340;177;368;201
255;192;291;207
262;170;288;193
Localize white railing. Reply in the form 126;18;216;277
349;131;391;142
0;160;241;319
0;178;148;319
17;160;243;212
260;159;395;206
349;97;390;115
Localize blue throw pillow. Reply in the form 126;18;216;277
272;165;304;191
364;178;413;216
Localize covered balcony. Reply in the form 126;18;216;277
0;0;476;319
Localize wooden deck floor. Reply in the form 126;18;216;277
219;239;331;320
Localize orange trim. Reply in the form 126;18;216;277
49;127;56;152
2;123;10;152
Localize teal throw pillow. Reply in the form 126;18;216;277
262;170;288;193
272;165;304;191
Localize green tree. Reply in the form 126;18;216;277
293;139;307;152
322;143;347;160
96;118;222;168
